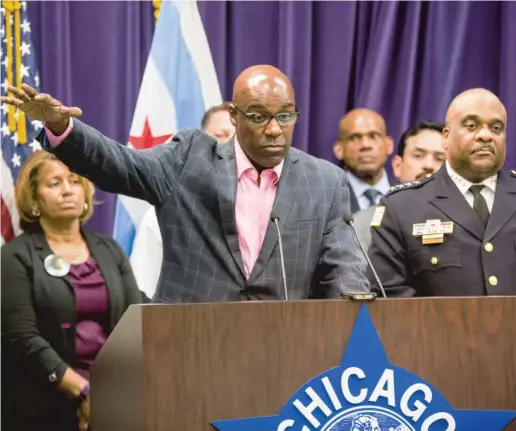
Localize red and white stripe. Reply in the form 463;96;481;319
1;153;22;245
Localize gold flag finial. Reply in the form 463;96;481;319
153;0;162;23
2;0;21;12
3;0;28;143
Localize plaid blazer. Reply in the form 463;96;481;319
40;120;369;302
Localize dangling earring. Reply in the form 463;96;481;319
83;202;89;212
32;208;41;217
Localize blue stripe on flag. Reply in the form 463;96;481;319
150;0;207;130
113;199;136;256
114;0;217;256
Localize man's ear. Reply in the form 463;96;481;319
442;126;450;150
333;141;343;161
229;104;238;127
386;136;394;156
391;155;403;180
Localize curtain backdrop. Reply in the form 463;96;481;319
29;1;516;237
198;1;516;163
28;1;154;235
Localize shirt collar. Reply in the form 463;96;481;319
234;137;284;184
445;161;498;195
347;169;391;198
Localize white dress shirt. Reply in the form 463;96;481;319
445;161;497;213
347;169;391;211
129;207;162;299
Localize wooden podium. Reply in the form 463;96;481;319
90;297;516;430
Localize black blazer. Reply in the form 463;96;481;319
1;228;142;423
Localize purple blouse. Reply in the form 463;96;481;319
68;256;110;379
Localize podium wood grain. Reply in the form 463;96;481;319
90;297;516;430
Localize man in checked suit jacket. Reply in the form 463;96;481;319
3;65;369;302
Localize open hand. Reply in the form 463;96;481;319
0;83;82;123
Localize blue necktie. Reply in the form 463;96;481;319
363;188;381;207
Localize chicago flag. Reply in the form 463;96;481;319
113;0;222;255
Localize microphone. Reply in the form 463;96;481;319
270;210;289;301
343;213;387;298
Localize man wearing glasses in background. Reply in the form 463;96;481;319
3;64;369;303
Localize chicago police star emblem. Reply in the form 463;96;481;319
212;305;516;431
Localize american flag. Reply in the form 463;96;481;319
1;1;43;245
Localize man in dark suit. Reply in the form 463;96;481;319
333;109;398;213
129;102;235;300
2;65;369;302
368;88;516;297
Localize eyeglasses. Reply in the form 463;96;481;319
233;104;300;127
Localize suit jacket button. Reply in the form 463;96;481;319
49;372;57;382
488;275;498;286
430;257;438;265
484;242;493;252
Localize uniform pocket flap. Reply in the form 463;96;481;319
411;245;462;274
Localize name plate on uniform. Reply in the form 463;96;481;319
412;219;454;245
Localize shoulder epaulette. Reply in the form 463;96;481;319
385;176;433;197
385;181;420;197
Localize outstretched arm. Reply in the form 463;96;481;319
1;84;194;206
41;118;185;206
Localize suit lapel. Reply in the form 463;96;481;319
429;167;485;241
485;170;516;242
346;172;395;213
214;139;246;279
35;229;122;330
388;175;400;187
84;230;120;330
349;187;360;213
247;150;301;284
339;164;360;212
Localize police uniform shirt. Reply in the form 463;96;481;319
445;161;496;213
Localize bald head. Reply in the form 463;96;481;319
446;88;506;125
336;108;393;184
443;88;506;182
232;65;295;106
229;65;298;172
339;109;387;137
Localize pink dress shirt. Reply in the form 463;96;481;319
44;118;74;145
234;139;283;279
43;122;284;279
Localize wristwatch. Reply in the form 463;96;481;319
79;383;90;401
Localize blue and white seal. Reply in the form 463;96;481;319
212;304;516;431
